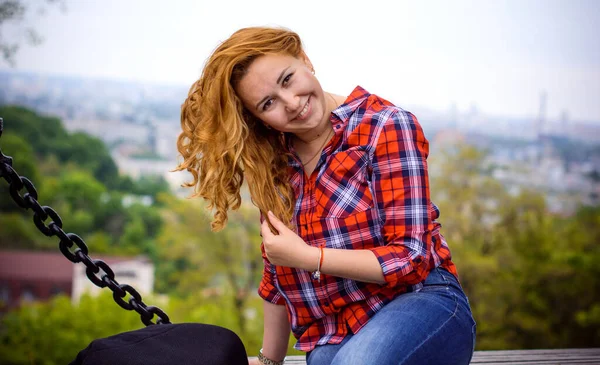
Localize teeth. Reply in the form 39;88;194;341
298;100;309;118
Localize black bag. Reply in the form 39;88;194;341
70;323;248;365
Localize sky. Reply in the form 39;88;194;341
2;0;600;122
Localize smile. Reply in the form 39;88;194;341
296;97;311;120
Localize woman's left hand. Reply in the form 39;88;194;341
261;211;316;269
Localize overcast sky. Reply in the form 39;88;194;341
2;0;599;121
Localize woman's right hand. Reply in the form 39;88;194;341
248;358;262;365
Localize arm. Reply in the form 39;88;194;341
255;241;290;363
260;300;290;362
262;211;385;284
367;110;432;286
319;247;385;284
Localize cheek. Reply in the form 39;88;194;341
263;111;286;127
301;72;317;88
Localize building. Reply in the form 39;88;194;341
0;250;154;311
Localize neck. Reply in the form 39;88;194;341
294;122;331;146
294;126;333;167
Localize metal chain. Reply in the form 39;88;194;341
0;117;170;326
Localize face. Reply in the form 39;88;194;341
234;53;328;136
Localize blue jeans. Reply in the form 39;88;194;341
306;267;476;365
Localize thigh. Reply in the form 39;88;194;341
306;336;351;365
331;268;476;365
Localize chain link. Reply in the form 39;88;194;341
9;176;36;208
0;117;171;326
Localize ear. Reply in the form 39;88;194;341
299;51;314;73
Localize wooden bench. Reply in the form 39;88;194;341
272;348;600;364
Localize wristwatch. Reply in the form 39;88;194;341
258;348;285;365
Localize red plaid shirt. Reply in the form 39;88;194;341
258;86;457;351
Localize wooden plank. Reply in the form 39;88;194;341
471;362;600;365
470;348;600;364
267;348;600;364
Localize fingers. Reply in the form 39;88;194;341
261;211;287;239
267;211;286;231
260;219;273;238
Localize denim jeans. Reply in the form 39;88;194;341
306;267;476;365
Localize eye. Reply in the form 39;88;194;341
262;99;274;111
282;73;293;86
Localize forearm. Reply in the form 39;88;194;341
301;246;386;284
261;211;386;285
261;300;290;362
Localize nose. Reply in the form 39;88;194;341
282;91;301;113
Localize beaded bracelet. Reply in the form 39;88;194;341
258;349;285;365
312;246;324;282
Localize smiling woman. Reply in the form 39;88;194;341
176;26;476;365
234;53;340;176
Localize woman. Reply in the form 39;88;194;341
177;26;476;365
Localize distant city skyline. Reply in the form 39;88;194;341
1;0;599;122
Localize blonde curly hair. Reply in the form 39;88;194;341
176;27;303;231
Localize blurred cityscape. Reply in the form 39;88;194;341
2;70;599;214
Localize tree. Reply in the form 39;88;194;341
131;175;171;203
0;0;66;66
0;292;143;365
154;194;263;346
497;201;600;348
38;168;106;235
55;131;120;190
429;143;600;349
0;132;40;212
0;131;46;249
429;145;513;349
0;105;68;158
0;212;41;249
0;106;120;189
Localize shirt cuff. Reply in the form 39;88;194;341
370;245;429;287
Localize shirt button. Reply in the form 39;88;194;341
323;301;329;306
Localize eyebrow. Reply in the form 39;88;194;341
254;67;290;111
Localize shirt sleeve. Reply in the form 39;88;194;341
368;110;432;287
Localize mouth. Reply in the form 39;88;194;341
295;96;311;120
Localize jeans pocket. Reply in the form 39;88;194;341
419;268;450;293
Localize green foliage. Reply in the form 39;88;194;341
0;292;143;365
130;175;171;203
153;195;266;350
494;202;600;348
0;212;42;249
0;105;169;257
0;106;68;157
429;144;600;350
0;132;40;213
167;291;263;355
1;105;119;190
154;195;262;297
55;131;120;190
43;168;107;212
126;201;164;239
0;132;39;182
